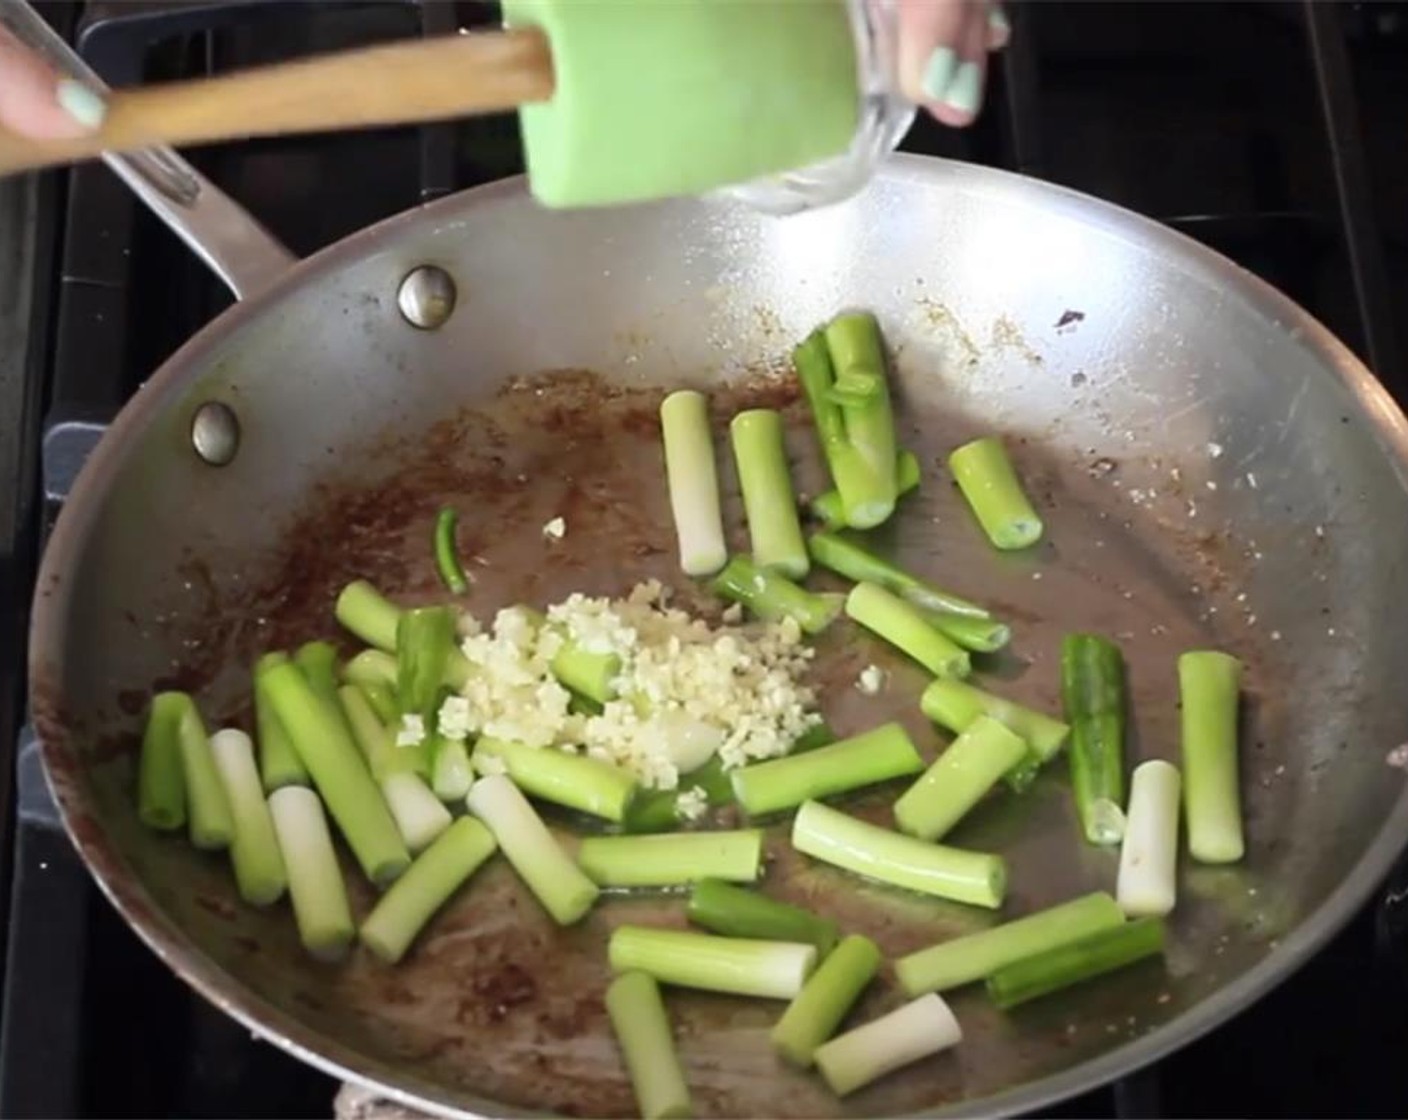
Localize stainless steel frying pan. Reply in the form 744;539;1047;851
21;11;1408;1118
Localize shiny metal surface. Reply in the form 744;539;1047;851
28;157;1408;1118
396;266;458;331
190;401;241;467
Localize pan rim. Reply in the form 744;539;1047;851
28;153;1408;1119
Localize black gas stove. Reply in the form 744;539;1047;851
2;1;1408;1116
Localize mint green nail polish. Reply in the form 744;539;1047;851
989;5;1012;38
921;47;958;102
944;62;984;116
55;80;107;130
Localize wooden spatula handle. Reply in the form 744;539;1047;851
0;27;554;177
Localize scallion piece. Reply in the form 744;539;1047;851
360;816;497;964
465;774;599;924
771;934;881;1067
687;879;838;955
267;786;355;962
823;312;899;528
807;530;989;619
578;830;763;888
1117;761;1182;917
924;610;1011;654
293;641;343;716
380;771;453;854
894;891;1125;996
138;691;187;830
731;722;923;817
434;506;470;595
472;737;636;822
986;916;1166;1009
730;408;809;579
343;648;398;690
608;925;817;999
1062;633;1128;846
338;684;424;780
811;450;921;529
920;678;1070;787
893;716;1028;842
262;659;410;886
660;389;727;577
845;582;971;679
253;652;308;792
429;734;474;802
710;555;843;635
1179;650;1244;864
358;681;399;727
549;644;620;706
334;579;401;652
209;729;287;906
813;993;962;1097
172;695;233;851
948;436;1044;550
792;799;1006;909
396;606;455;720
606;972;692;1120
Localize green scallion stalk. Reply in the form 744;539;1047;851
339;684;422;780
606;972;693;1120
823;312;899;527
358;681;399;727
811;450;921;529
578;830;763;888
730;409;809;579
948;436;1044;550
335;579;402;652
254;652;309;792
262;659;410;886
687;879;838;956
550;644;620;706
986;916;1166;1009
209;729;287;906
380;771;454;854
429;734;474;802
171;695;234;850
293;640;343;715
771;934;881;1067
472;737;636;822
396;606;455;720
1117;761;1182;917
1179;650;1244;864
1062;634;1128;846
845;582;971;679
609;925;817;999
138;691;188;830
660;389;728;577
710;555;843;635
343;648;398;690
807;531;989;619
465;774;599;924
731;722;923;817
267;786;355;961
360;816;497;964
924;610;1011;654
894;891;1125;996
920;678;1070;789
892;716;1028;842
792;799;1006;909
434;505;470;595
813;993;963;1096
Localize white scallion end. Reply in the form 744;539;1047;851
813;993;963;1097
660;389;727;577
1117;760;1182;917
380;772;454;854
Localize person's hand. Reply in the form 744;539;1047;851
896;0;1009;128
0;24;105;139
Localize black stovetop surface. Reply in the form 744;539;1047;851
3;1;1408;1116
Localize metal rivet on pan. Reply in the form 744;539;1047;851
191;401;240;466
397;265;457;330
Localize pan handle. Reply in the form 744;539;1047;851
3;1;297;301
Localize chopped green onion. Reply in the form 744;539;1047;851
894;891;1125;996
380;771;453;854
138;691;188;830
253;652;309;792
549;644;620;706
920;677;1070;788
986;916;1165;1009
811;450;921;529
730;408;809;579
845;582;971;679
660;389;728;577
262;659;410;886
608;925;816;999
465;774;599;924
710;555;843;635
434;506;470;595
429;734;474;802
792;799;1006;909
209;729;287;906
338;684;426;780
948;436;1044;550
293;641;343;715
687;879;838;955
578;830;763;887
1179;650;1244;864
924;610;1011;654
813;993;962;1096
731;722;923;817
343;648;398;689
807;530;989;618
358;681;399;726
335;580;401;652
267;786;355;961
172;695;233;851
771;934;881;1067
472;737;636;822
360;816;497;964
892;716;1028;842
605;972;693;1120
1117;761;1182;917
822;312;899;527
1062;633;1128;845
396;606;455;720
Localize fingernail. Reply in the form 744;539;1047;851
943;62;984;116
989;5;1011;39
921;46;958;102
55;79;106;131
